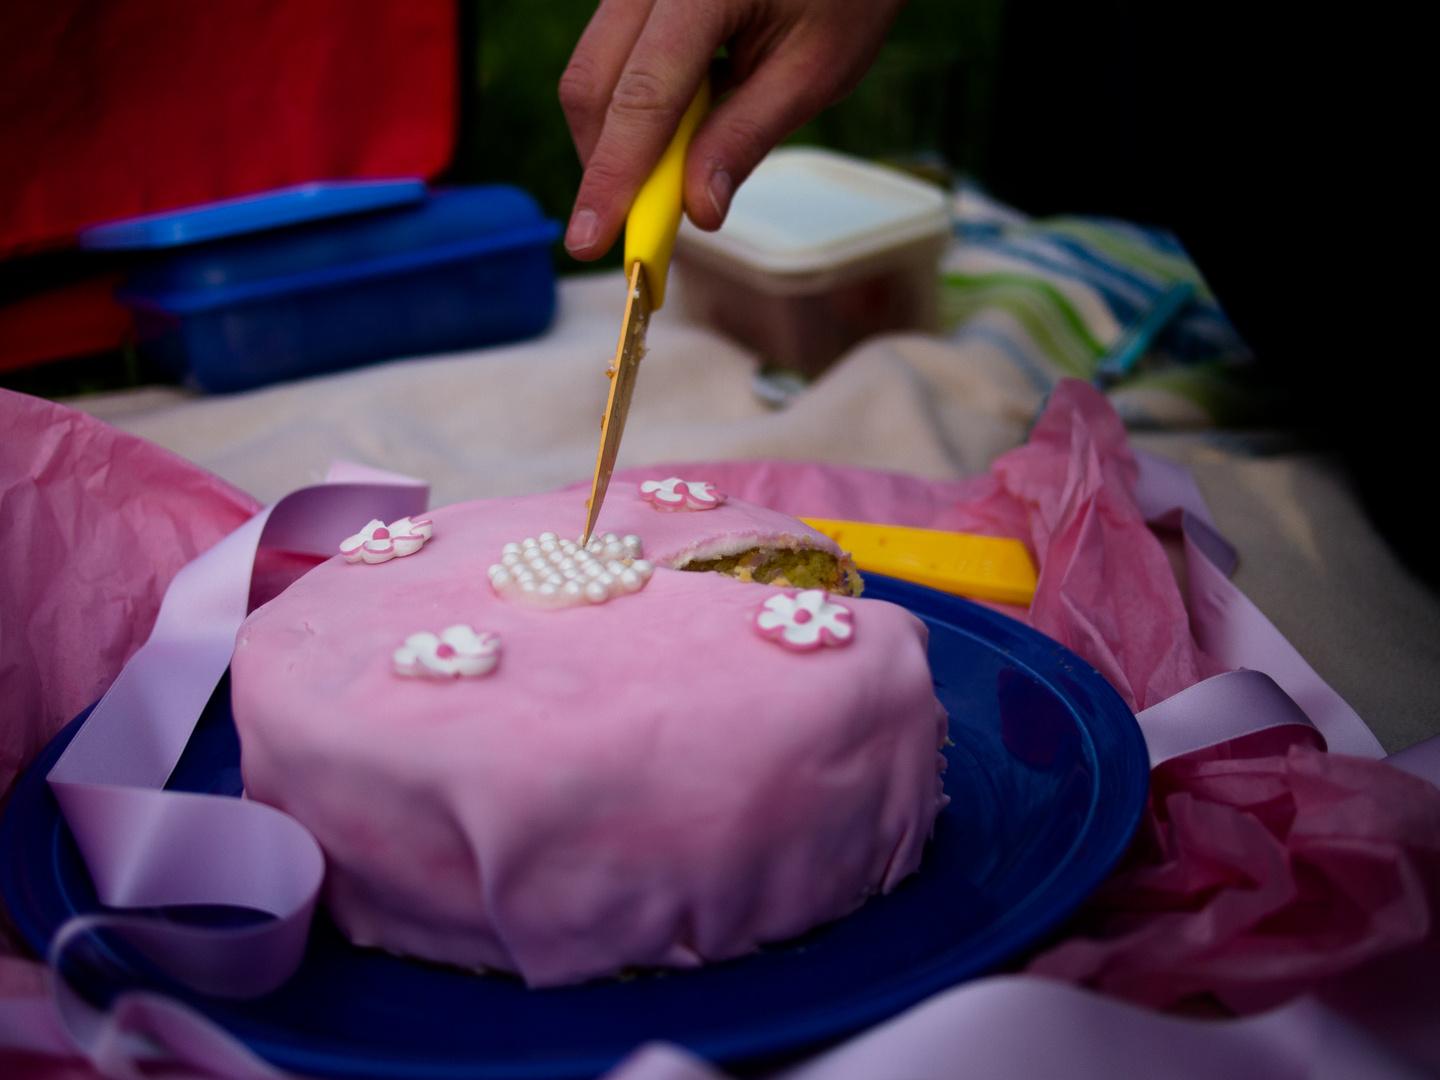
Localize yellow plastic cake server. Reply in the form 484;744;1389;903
582;77;711;544
801;518;1038;607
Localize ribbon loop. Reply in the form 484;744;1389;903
43;471;428;1015
1137;668;1324;768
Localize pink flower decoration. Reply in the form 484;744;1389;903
340;516;433;564
393;625;500;678
638;477;726;511
755;590;854;651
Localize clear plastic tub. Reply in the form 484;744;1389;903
674;148;950;377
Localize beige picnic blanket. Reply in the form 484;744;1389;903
67;273;1440;753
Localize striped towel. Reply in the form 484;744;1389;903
941;186;1260;428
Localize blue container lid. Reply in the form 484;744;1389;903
80;179;429;250
117;186;560;316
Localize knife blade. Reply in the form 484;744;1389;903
582;77;710;544
583;259;651;544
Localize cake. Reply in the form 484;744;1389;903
230;481;948;987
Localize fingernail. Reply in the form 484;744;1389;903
565;208;598;253
708;168;733;221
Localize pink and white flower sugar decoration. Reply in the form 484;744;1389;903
394;625;500;678
488;531;653;609
340;516;433;564
755;589;854;651
639;477;725;511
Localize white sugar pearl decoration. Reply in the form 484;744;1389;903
489;532;655;608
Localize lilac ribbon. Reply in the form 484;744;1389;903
1130;451;1385;764
604;978;1423;1080
1135;668;1321;768
4;453;1432;1080
32;464;426;1075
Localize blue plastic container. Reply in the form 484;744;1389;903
117;186;561;393
80;179;429;250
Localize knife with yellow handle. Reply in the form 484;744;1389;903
582;77;711;544
801;518;1039;607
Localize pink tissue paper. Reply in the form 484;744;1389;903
0;389;259;796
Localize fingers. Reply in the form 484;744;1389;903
559;0;656;168
681;42;837;231
564;1;722;258
562;0;904;258
684;3;905;231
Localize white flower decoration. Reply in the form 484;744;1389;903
340;516;433;564
488;531;652;610
639;477;726;511
393;625;500;678
755;590;854;651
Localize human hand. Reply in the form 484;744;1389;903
559;0;909;259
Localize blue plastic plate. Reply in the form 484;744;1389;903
79;179;428;250
0;576;1147;1079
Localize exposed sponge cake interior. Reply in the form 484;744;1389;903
679;546;863;596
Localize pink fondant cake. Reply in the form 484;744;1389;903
230;484;948;987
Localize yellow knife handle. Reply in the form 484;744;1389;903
801;518;1039;608
623;75;710;311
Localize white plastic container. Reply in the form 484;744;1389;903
674;147;950;376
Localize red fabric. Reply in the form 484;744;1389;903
0;276;131;372
0;0;455;258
